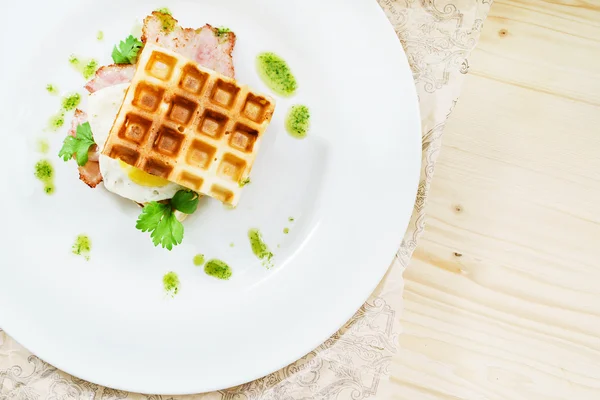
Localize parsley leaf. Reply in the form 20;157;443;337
135;202;168;232
135;190;200;250
170;190;199;214
136;201;184;251
58;122;96;166
152;209;184;250
112;35;144;64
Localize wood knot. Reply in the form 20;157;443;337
454;252;463;257
454;205;463;213
498;29;508;37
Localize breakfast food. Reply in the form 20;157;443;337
102;43;275;205
58;11;275;250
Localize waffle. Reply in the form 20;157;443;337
102;43;275;206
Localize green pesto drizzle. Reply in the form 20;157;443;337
256;52;297;97
97;31;104;41
163;271;180;297
48;113;65;131
156;12;176;33
155;7;172;15
239;177;251;187
34;159;55;195
204;259;232;280
72;235;91;261
283;228;289;234
215;27;231;37
69;55;99;79
62;93;81;111
285;105;310;139
46;84;59;95
248;228;274;268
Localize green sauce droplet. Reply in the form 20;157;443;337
248;229;274;268
46;84;59;95
283;228;289;234
256;52;297;97
215;27;231;37
48;113;65;131
155;7;172;15
72;234;91;261
34;159;55;195
288;216;295;222
97;31;104;41
193;254;205;266
69;55;98;79
285;105;310;139
37;139;50;154
163;271;180;297
62;93;81;112
238;177;251;187
229;242;235;247
204;259;232;280
156;13;176;33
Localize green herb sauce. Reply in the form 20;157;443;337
62;93;81;112
285;105;310;139
46;84;59;95
288;216;295;222
69;55;99;79
204;259;232;280
48;113;65;131
72;234;91;261
256;52;297;97
283;228;289;234
157;13;176;33
248;228;274;267
193;254;205;266
37;139;50;154
163;271;180;296
97;31;104;41
215;27;231;37
229;242;235;247
239;177;251;187
34;159;55;195
155;7;172;15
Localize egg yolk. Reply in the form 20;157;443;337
119;160;170;187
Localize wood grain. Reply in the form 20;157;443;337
389;0;600;398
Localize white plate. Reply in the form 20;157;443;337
0;0;420;394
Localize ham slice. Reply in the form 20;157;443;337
85;64;135;93
85;12;236;94
69;109;102;188
142;12;236;78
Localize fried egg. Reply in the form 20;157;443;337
88;83;183;203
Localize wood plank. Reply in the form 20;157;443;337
389;0;600;398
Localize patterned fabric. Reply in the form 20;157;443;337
0;0;492;398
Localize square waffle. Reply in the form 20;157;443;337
102;43;276;206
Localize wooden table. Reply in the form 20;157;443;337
389;0;600;398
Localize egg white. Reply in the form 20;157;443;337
88;83;183;203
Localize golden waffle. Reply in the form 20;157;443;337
102;43;275;206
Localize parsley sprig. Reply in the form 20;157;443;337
112;35;144;64
58;122;96;166
136;190;199;250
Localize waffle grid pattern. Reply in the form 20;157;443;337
102;43;275;205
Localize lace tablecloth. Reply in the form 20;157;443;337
0;0;492;398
